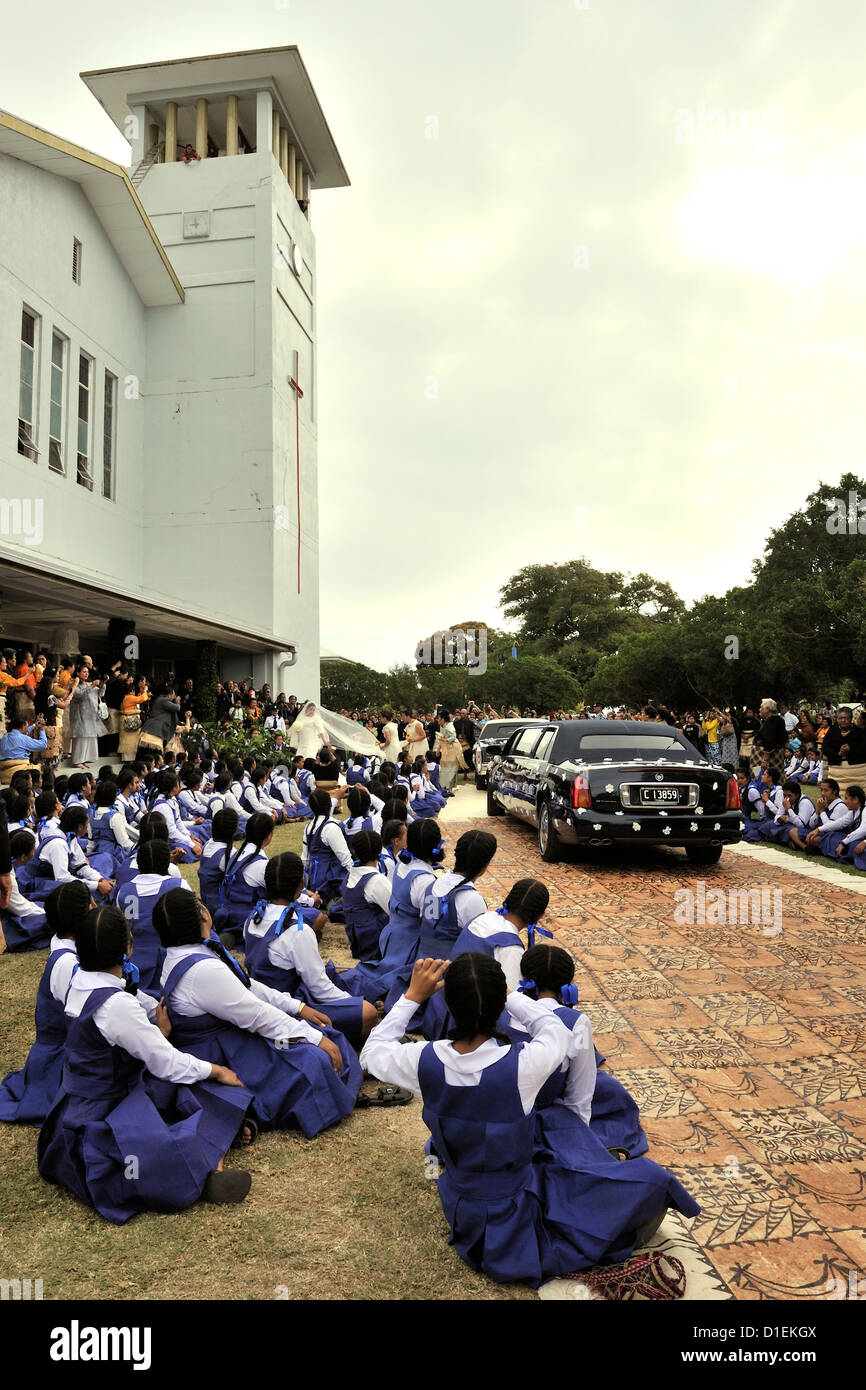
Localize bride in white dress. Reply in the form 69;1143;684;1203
289;702;333;762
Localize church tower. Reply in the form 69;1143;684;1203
81;48;349;699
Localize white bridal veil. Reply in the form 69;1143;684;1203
289;702;382;758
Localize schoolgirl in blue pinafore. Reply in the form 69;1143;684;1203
342;865;390;960
160;947;361;1134
303;814;351;905
362;985;699;1286
339;854;436;1004
346;759;369;787
116;873;191;995
421;908;527;1041
33;819;115;886
741;776;780;842
244;902;367;1050
820;797;865;860
37;976;252;1224
90;802;134;874
14;822;57;903
199;838;230;913
0;936;78;1124
214;839;269;942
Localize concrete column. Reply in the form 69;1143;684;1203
164;101;177;161
280;129;289;180
226;94;239;156
129;104;147;165
287;143;296;191
255;89;273;155
272;110;281;159
195;97;208;158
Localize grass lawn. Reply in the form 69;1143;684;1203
0;823;533;1301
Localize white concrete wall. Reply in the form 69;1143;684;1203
0;152;146;593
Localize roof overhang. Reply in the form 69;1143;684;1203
0;553;290;654
81;46;349;190
0;109;183;307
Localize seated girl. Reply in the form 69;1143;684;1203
155;888;362;1134
344;785;380;840
1;829;50;950
0;882;89;1123
38;903;254;1223
90;781;138;873
116;839;193;994
826;784;866;863
346;755;370;787
301;790;353;909
34;805;114;899
342;830;392;960
178;767;213;842
339;819;443;1005
360;955;699;1287
243;851;381;1048
113;815;183;894
411;755;447;817
241;767;291;825
519;941;648;1158
802;779;854;854
151;771;203;862
213;813;275;944
379;815;408;883
198;808;238;914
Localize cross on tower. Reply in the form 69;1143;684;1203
288;350;304;594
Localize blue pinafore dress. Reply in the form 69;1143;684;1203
341;868;389;960
37;983;253;1224
214;847;266;941
0;946;77;1123
198;845;228;914
243;905;366;1051
304;819;350;905
420;918;522;1041
115;877;177;994
419;1042;698;1286
339;859;432;1004
161;950;361;1135
537;1004;648;1156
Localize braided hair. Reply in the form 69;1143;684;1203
138;813;170;845
444;952;509;1044
351;829;383;865
503;878;549;925
137;838;171;876
75;904;130;972
519;943;576;1002
406;817;444;864
453;829;497;883
44;879;91;939
380;799;407;824
152;887;206;948
346;785;371;820
264;851;305;902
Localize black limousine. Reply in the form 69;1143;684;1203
486;719;743;864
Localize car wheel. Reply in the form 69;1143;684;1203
685;844;723;866
538;801;561;862
475;773;486;790
486;785;505;816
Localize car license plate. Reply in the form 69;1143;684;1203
640;786;681;804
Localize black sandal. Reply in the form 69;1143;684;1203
607;1146;633;1161
355;1084;413;1108
231;1117;259;1149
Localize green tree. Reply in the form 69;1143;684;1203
320;660;386;710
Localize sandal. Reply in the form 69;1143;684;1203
355;1084;413;1108
231;1117;259;1149
607;1146;633;1161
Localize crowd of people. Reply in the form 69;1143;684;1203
0;709;699;1294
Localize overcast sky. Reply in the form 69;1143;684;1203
5;1;866;671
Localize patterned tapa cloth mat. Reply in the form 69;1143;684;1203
444;819;866;1302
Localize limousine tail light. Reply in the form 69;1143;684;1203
726;777;741;810
572;774;592;810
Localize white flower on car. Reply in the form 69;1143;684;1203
632;822;641;831
696;806;703;815
605;783;614;792
714;822;721;830
576;807;586;815
662;826;671;836
689;822;698;832
593;823;602;831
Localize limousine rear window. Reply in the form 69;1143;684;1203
577;734;684;751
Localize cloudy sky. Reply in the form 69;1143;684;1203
5;1;866;670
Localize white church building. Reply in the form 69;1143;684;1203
0;46;348;699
